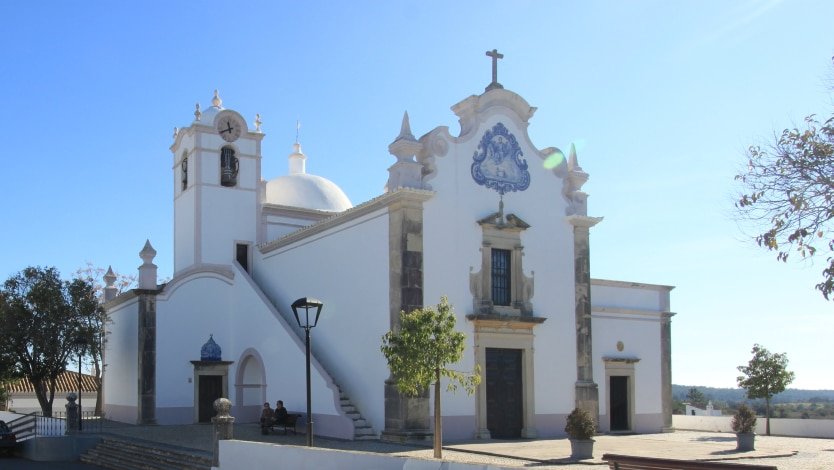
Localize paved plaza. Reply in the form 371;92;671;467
97;420;834;469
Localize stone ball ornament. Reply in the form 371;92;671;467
213;397;232;415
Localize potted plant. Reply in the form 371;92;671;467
565;407;595;460
731;404;757;451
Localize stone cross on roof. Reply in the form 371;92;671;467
485;49;504;91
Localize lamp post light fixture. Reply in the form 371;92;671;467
291;297;323;447
73;335;87;431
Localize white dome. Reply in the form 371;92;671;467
265;173;353;212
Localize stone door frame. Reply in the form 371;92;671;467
191;360;233;423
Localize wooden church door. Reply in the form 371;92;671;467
485;348;524;438
610;376;630;431
198;375;223;423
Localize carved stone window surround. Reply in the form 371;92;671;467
469;212;535;318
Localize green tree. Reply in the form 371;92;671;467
0;267;101;416
734;59;834;299
686;387;708;408
737;344;795;435
380;297;481;459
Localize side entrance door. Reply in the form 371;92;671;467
486;348;523;438
609;375;629;431
198;375;223;423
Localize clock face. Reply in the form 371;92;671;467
216;114;243;142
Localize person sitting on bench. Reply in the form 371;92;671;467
259;402;274;434
273;400;288;425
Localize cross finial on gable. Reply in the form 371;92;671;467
485;49;504;91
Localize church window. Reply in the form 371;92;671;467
220;147;239;187
491;249;511;306
236;243;249;273
469;212;534;317
181;155;188;191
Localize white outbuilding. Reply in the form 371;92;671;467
103;58;675;441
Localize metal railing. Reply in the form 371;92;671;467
5;410;103;440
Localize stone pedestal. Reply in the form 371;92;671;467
211;398;235;467
380;380;432;443
65;393;79;434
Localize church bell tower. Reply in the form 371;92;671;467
170;90;264;275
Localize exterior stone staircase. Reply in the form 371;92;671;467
80;437;212;470
338;387;376;440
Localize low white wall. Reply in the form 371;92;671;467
673;415;834;438
6;392;97;415
218;440;515;470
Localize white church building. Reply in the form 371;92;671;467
102;54;675;441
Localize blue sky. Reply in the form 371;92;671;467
2;1;832;389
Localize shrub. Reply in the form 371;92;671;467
565;408;595;440
731;404;757;433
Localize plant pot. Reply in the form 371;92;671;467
569;438;594;460
736;432;755;451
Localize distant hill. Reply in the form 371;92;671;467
673;384;834;404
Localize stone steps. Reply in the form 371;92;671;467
80;437;212;470
338;388;377;440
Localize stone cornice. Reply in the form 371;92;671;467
260;188;434;254
466;313;546;329
603;356;641;364
592;306;674;320
261;203;335;220
592;278;675;291
566;215;603;228
190;360;234;366
103;290;139;310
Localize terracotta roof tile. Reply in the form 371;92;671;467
7;371;98;393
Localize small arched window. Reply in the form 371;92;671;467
181;153;188;191
220;146;238;187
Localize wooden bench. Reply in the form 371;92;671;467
602;454;778;470
262;413;300;435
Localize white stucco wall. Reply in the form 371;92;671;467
592;280;672;312
104;297;139;409
257;208;391;436
673;415;834;438
152;265;346;433
174;189;196;272
592;314;663;416
198;188;257;266
421;108;577;421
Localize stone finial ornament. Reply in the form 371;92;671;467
386;111;424;191
212;89;222;108
173;127;178;140
255;113;262;132
140;240;157;263
563;143;590;217
138;240;158;290
396;111;416;142
194;103;202;121
104;266;117;287
103;266;118;302
214;397;232;415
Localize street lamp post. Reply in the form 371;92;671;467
291;297;323;447
73;336;87;431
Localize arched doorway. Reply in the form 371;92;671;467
235;349;266;422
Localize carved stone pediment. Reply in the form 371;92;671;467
476;213;530;229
